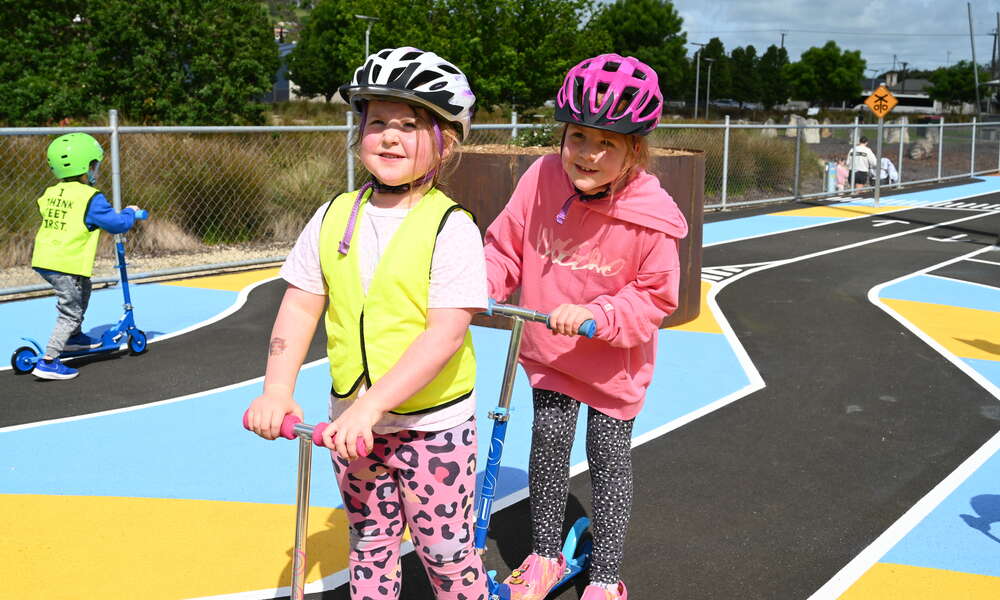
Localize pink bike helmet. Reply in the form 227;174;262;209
554;53;662;136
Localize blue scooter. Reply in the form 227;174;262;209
477;302;596;600
10;209;150;374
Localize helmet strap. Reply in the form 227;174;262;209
87;163;100;185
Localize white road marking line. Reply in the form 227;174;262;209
807;245;1000;600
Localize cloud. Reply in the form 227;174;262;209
672;0;999;71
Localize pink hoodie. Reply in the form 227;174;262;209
484;154;689;420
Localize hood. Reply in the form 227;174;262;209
574;167;689;239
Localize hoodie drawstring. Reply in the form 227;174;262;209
555;187;611;225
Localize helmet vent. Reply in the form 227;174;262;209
401;50;422;61
602;61;620;72
633;69;647;81
388;66;407;82
371;64;382;81
640;97;661;119
573;77;585;109
408;70;440;89
439;64;460;74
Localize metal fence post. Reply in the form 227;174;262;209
721;115;730;210
937;117;944;181
793;123;802;200
511;110;518;140
110;109;122;211
896;121;904;188
849;116;859;189
971;116;977;177
346;110;355;191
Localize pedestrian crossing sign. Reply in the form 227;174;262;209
864;85;898;118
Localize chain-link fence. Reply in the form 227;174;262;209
3;110;998;296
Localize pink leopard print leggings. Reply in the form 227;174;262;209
331;417;487;600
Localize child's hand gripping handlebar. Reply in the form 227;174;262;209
242;410;368;456
485;299;597;337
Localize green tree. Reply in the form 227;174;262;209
700;37;731;105
88;0;279;125
300;0;605;112
586;0;687;100
927;61;989;106
758;44;789;109
784;41;865;107
729;45;759;107
0;1;96;125
0;0;279;125
286;0;358;102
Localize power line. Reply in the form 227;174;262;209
688;28;991;37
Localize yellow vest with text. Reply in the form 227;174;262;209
31;182;101;277
318;187;477;414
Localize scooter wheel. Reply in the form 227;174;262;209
128;330;148;355
11;346;39;374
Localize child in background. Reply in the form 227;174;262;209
835;159;849;191
245;47;488;600
31;133;142;380
484;54;688;600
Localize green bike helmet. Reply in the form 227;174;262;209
47;133;104;179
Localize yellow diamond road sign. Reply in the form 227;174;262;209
865;85;898;118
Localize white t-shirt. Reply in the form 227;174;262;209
280;198;489;433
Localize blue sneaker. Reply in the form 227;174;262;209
32;358;79;380
64;333;101;351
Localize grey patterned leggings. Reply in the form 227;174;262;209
35;268;91;358
528;388;635;586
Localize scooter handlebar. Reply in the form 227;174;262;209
242;410;367;456
486;299;597;338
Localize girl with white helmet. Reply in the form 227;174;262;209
484;54;689;600
246;47;488;599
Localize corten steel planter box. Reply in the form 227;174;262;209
440;145;704;329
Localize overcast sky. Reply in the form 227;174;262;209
671;0;1000;74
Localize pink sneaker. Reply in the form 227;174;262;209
503;552;567;600
580;581;628;600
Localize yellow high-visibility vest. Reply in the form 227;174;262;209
318;187;477;414
31;182;101;277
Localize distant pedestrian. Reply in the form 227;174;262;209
879;157;899;185
835;159;849;191
847;136;878;189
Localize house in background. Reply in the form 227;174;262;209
263;41;296;103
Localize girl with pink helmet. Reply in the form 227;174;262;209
484;54;688;600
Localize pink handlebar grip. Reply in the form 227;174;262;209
311;421;369;456
243;409;367;455
279;414;302;440
241;410;302;439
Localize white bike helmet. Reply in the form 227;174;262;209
339;47;476;140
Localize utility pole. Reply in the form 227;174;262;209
690;42;706;119
892;54;897;72
994;13;1000;79
780;31;786;49
969;2;982;117
900;61;908;92
704;58;716;120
